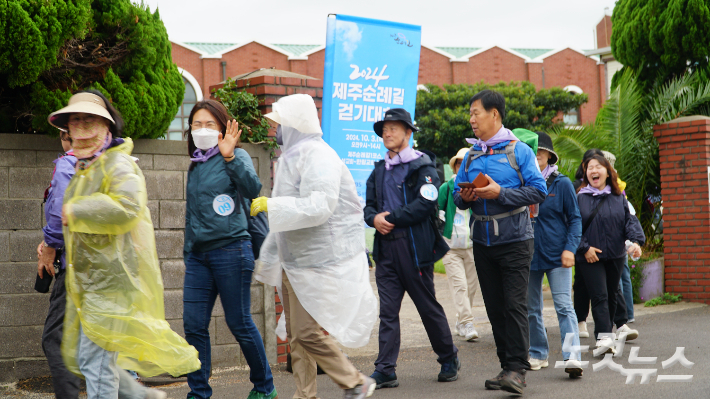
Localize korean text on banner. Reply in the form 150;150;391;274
322;14;421;206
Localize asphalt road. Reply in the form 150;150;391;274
160;305;710;399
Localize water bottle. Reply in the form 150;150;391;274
625;240;640;261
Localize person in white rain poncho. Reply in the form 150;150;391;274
252;94;377;399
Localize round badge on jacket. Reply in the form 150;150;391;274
420;184;438;201
213;194;235;216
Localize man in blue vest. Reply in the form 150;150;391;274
365;108;458;389
453;90;547;395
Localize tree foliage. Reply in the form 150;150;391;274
211;78;277;150
0;0;183;138
611;0;710;87
414;81;588;159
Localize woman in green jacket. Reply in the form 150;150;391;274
182;100;276;399
438;148;479;341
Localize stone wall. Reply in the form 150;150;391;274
0;133;276;383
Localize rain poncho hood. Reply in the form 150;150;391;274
255;94;377;348
61;138;200;377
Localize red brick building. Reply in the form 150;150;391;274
167;17;613;140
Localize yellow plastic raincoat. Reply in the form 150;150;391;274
61;139;200;377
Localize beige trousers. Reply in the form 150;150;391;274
442;239;478;326
282;271;364;399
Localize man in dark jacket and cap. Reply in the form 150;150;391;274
364;108;458;390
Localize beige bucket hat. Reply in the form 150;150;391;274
449;147;470;171
48;92;115;131
264;109;281;125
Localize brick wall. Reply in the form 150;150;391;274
654;116;710;304
172;42;606;125
0;134;276;383
540;49;603;124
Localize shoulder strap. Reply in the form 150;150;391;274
545;171;559;190
505;141;524;186
582;195;609;235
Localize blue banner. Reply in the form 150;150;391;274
322;15;421;206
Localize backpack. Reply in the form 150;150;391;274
466;141;524;186
236;191;269;260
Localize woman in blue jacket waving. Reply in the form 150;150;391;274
182;100;276;399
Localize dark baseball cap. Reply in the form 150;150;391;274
373;108;418;137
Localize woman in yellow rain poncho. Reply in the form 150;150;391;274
48;91;200;399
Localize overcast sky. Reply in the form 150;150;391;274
142;0;618;50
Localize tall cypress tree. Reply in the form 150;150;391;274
612;0;710;87
0;0;183;138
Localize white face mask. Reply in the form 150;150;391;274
192;128;220;150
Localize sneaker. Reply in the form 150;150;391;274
370;370;399;389
438;357;461;382
595;337;616;356
616;324;639;341
500;369;526;395
462;323;479;341
246;389;278;399
578;321;589;338
343;377;375;399
455;322;466;337
528;357;548;371
563;359;583;378
485;369;508;390
145;389;167;399
628;318;635;323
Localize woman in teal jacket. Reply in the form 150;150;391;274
182;100;276;399
438;148;479;342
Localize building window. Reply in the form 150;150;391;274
165;68;203;140
166;78;197;140
563;108;579;125
563;85;583;126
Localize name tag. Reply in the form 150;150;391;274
213;194;235;216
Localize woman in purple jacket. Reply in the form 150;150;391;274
37;130;80;398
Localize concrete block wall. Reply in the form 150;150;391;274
0;133;276;383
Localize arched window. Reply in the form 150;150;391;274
563;85;583;126
165;68;203;140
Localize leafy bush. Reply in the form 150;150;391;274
414;81;588;159
211;78;277;151
644;292;682;307
0;0;183;139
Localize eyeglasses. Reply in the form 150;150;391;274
68;115;98;125
191;122;219;130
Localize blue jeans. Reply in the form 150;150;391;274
183;240;274;399
619;257;634;320
77;327;147;399
527;267;581;361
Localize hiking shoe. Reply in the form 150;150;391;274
485;369;508;390
246;388;278;399
438;357;461;382
628;318;635;323
616;324;639;341
370;371;399;389
578;321;589;338
145;389;167;399
528;357;548;370
343;377;375;399
462;323;479;341
595;337;616;356
455;322;465;337
563;359;583;378
500;369;526;395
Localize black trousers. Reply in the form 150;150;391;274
375;237;457;374
573;257;625;338
574;272;628;329
472;239;534;372
42;268;81;399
